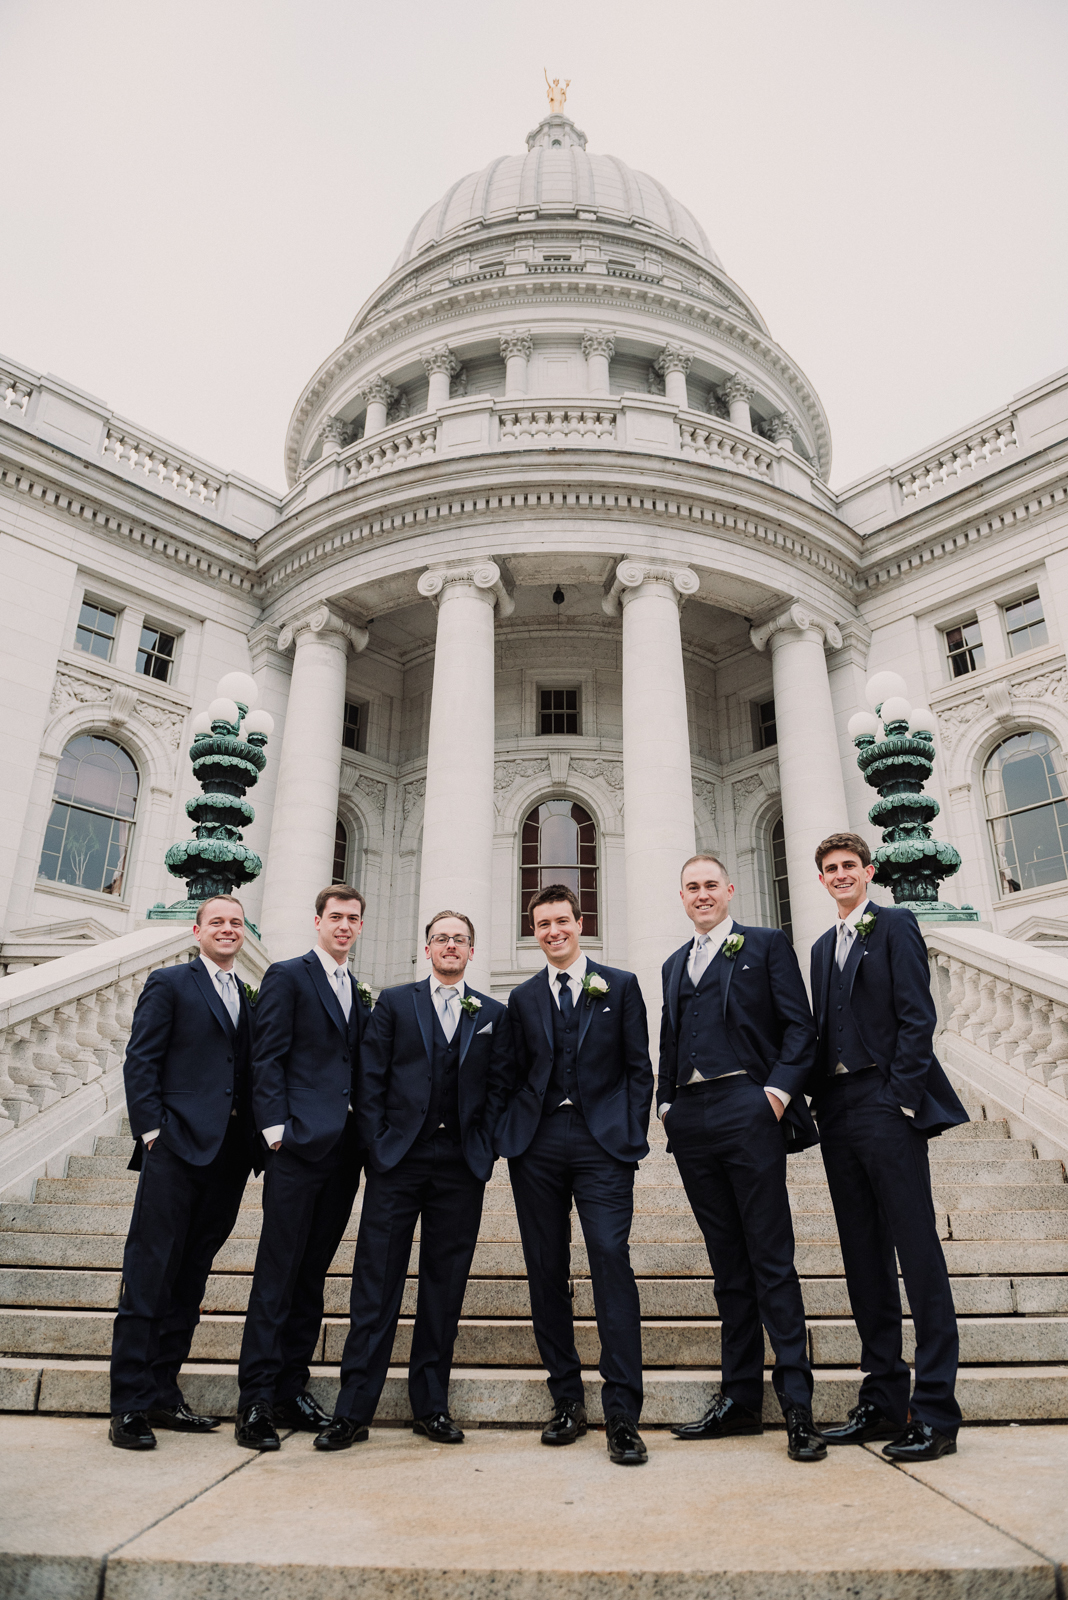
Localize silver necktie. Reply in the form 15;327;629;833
438;986;460;1042
690;936;711;985
334;966;352;1020
218;971;240;1025
836;922;854;972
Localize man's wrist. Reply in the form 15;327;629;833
765;1086;792;1110
142;1129;160;1146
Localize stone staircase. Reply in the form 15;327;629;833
1;1081;1066;1425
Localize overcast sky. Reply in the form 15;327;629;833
2;0;1066;494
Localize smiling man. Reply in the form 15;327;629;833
659;856;825;1462
811;833;967;1462
235;884;370;1450
110;895;260;1449
494;885;653;1466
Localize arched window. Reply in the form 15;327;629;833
38;735;139;897
520;800;598;937
333;818;349;884
769;816;793;941
984;730;1068;894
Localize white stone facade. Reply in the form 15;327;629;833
3;112;1068;1009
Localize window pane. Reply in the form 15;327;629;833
537;688;580;734
342;703;361;752
985;730;1068;895
333;818;348;884
75;602;117;661
38;737;139;897
520;800;598;936
770;816;792;942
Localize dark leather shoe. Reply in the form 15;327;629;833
822;1401;903;1446
785;1406;827;1462
234;1403;280;1451
413;1412;464;1444
671;1394;763;1440
273;1392;332;1432
109;1412;156;1450
606;1412;648;1465
314;1417;370;1451
883;1422;957;1461
146;1401;220;1433
541;1399;587;1446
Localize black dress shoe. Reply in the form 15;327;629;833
313;1417;370;1451
785;1406;827;1462
413;1412;464;1444
883;1422;957;1461
541;1399;587;1446
234;1403;281;1451
146;1401;220;1433
822;1401;903;1446
670;1394;763;1440
273;1392;333;1432
109;1412;156;1450
605;1412;648;1465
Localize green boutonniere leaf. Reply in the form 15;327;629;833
721;934;745;961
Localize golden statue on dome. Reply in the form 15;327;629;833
544;70;570;113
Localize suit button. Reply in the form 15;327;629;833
225;1088;232;1096
227;1055;233;1064
420;1106;427;1114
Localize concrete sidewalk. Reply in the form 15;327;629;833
1;1417;1065;1599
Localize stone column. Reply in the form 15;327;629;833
416;562;514;992
360;375;395;437
319;416;348;457
766;410;798;451
582;330;615;396
723;373;755;432
654;343;694;408
750;604;848;964
421;345;460;411
499;330;533;398
260;606;368;959
603;559;699;1012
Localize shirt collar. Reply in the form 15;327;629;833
433;977;466;1000
314;944;349;981
693;916;734;958
198;952;235;984
839;899;871;933
547;951;587;987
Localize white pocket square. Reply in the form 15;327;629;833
602;1005;611;1012
742;964;750;970
477;1022;493;1035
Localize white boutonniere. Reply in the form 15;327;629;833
356;981;374;1010
855;910;877;942
581;972;610;1001
459;994;482;1017
721;934;745;962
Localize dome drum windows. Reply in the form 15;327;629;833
984;730;1068;896
39;735;139;898
521;800;598;937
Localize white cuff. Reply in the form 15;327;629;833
657;1104;670;1122
261;1124;285;1145
900;1106;916;1119
765;1086;792;1110
142;1130;160;1146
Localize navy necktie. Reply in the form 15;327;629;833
556;971;574;1020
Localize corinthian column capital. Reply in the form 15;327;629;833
749;603;842;654
582;329;616;361
602;559;700;616
420;344;460;378
418;561;515;617
722;372;755;406
499;329;534;362
277;604;369;655
359;374;396;407
766;410;799;447
654;343;695;377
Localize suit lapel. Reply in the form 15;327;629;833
720;930;742;1019
667;944;688;1038
819;930;836;1029
413;979;435;1066
458;995;478;1066
535;968;554;1053
304;951;346;1038
190;958;235;1038
576;962;599;1056
846;916;869;1000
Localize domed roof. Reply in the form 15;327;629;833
391;114;721;271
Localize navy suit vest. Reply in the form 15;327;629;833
678;959;742;1080
823;949;875;1076
419;1011;462;1142
546;981;583;1115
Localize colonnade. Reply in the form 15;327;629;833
260;574;852;1007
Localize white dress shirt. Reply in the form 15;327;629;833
547;953;586;1106
142;952;240;1147
833;900;914;1117
261;946;355;1147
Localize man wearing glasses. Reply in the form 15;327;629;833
316;911;510;1449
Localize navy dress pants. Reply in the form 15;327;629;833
237;1114;364;1409
667;1074;813;1416
334;1133;485;1424
816;1070;961;1438
508;1106;643;1422
110;1118;253;1414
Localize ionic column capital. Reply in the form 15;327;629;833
654;342;695;377
722;372;755;406
602;559;700;616
277;604;369;655
417;561;515;617
420;344;460;378
359;374;396;407
499;329;533;362
582;329;616;361
749;603;842;654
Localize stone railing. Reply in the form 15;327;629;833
0;924;269;1197
102;429;223;505
497;405;618;447
679;419;773;480
1;368;33;414
925;924;1068;1162
897;415;1018;502
344;421;439;486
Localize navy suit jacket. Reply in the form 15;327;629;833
808;904;968;1137
358;979;511;1182
252;949;369;1163
493;960;653;1164
123;956;260;1173
658;924;819;1153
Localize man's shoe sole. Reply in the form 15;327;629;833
109;1433;155;1450
235;1434;281;1451
609;1449;648;1465
412;1426;464;1443
788;1444;828;1462
823;1427;901;1446
670;1424;764;1440
883;1440;957;1461
313;1428;369;1451
541;1425;587;1446
146;1417;219;1433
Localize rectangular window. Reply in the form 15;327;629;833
539;688;579;735
542;254;572;262
945;620;985;677
770;818;792;943
342;702;362;752
74;601;118;662
752;699;777;751
136;624;176;683
1004;594;1048;657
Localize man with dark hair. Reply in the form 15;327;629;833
109;897;260;1449
494;884;653;1466
235;885;370;1449
660;856;825;1462
315;911;509;1450
811;834;967;1461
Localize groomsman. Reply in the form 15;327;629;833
109;895;259;1448
315;911;509;1450
235;885;370;1449
659;855;826;1462
811;833;966;1461
494;884;652;1466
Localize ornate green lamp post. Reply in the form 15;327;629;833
147;671;274;935
847;670;978;923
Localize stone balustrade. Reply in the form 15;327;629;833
497;405;617;447
926;923;1068;1161
1;370;33;413
343;422;439;485
103;429;223;505
679;418;773;480
897;416;1018;502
